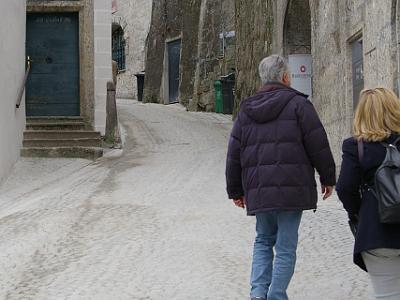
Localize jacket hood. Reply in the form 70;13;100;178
241;82;308;123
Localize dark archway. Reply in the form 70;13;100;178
283;0;312;56
112;24;126;71
283;0;312;97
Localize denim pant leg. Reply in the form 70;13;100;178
268;211;302;300
250;212;278;298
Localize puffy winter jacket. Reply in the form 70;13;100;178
226;82;336;215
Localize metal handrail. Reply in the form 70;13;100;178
16;56;32;109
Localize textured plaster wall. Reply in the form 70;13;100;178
236;0;399;164
94;0;112;134
0;0;26;181
234;0;273;115
113;0;152;99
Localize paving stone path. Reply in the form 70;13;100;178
0;100;373;299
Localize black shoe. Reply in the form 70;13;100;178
251;298;266;300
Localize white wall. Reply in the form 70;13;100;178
94;0;112;135
0;0;26;182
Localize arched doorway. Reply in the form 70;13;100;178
112;24;126;71
283;0;312;97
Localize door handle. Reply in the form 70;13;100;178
27;56;33;66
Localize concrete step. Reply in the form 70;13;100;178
24;130;101;140
21;147;103;160
26;116;84;122
23;118;103;159
26;117;87;131
23;138;102;148
26;122;86;131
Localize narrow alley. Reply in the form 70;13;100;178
0;101;372;300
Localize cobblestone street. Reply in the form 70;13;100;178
0;100;373;300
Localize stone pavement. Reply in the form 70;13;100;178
0;100;373;299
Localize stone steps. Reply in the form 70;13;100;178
23;138;102;148
26;122;86;131
21;117;103;160
21;147;103;160
26;117;87;131
24;130;101;140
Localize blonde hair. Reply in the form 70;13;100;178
353;87;400;142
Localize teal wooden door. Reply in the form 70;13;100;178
26;13;80;116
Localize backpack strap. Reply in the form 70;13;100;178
357;139;367;192
381;136;400;150
393;136;400;146
357;139;364;162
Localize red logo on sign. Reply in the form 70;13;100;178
300;65;306;73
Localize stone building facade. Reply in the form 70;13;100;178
0;0;113;179
143;0;235;112
112;0;153;99
25;0;112;135
14;0;112;160
236;0;400;163
0;0;26;181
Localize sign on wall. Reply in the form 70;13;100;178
112;0;117;13
288;54;312;99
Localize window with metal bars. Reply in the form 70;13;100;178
112;27;126;71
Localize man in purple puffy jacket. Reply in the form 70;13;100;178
226;55;336;300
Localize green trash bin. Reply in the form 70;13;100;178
214;80;223;113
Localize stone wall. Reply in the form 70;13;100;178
113;0;152;99
283;0;311;55
143;0;235;111
0;0;26;181
190;0;236;112
143;0;183;104
236;0;400;164
179;0;202;107
234;0;273;116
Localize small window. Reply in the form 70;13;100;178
219;31;236;58
352;38;364;109
112;27;126;71
219;33;225;57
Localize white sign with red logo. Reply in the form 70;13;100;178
112;0;117;13
288;54;312;99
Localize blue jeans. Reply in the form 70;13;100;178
250;210;303;300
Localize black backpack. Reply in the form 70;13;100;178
358;137;400;224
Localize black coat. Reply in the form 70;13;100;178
225;82;336;215
336;136;400;271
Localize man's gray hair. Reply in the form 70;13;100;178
259;55;290;85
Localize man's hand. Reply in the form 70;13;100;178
321;185;334;200
233;197;246;209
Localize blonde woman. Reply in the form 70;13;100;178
336;87;400;299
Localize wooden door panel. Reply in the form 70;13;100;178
26;13;80;116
